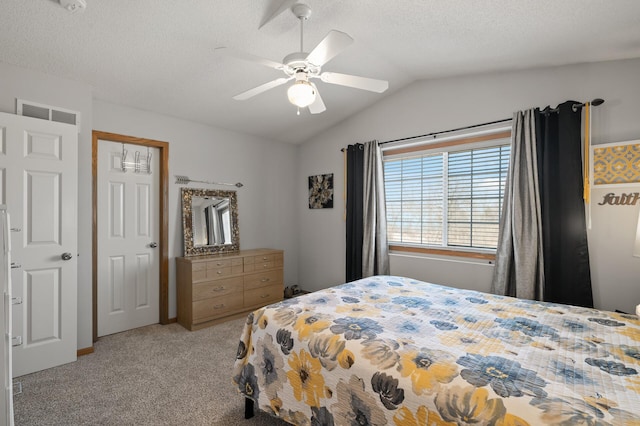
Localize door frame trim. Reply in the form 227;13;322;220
92;131;170;342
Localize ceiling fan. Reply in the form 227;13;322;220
215;3;389;114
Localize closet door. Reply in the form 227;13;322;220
0;112;78;377
0;207;13;425
96;140;160;336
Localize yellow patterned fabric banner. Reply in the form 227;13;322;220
593;143;640;185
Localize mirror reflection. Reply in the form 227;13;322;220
192;196;232;246
181;187;239;256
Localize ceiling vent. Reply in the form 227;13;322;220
17;99;81;132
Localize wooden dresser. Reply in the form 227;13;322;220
176;248;284;330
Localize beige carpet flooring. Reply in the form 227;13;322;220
13;318;289;425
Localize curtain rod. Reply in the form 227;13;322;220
371;98;605;147
379;118;512;146
544;98;605;115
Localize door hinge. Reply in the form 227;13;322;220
12;336;22;347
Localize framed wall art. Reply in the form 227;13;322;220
592;140;640;186
308;173;334;209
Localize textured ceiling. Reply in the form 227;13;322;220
1;0;640;143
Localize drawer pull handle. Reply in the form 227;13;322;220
262;257;268;260
213;286;225;292
263;264;268;268
217;270;223;275
213;304;225;309
261;278;270;282
260;294;270;299
216;262;223;266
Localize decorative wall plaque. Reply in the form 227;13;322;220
593;141;640;185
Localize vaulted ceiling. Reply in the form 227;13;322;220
2;0;640;143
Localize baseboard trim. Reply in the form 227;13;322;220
77;346;94;357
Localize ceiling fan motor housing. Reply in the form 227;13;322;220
282;52;320;76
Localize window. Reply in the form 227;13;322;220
383;132;511;256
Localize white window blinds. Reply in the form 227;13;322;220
383;137;510;251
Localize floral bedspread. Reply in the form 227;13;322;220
232;276;640;425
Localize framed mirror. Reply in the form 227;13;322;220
181;187;239;256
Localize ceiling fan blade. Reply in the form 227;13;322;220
306;30;354;67
214;47;285;70
308;83;326;114
233;77;292;101
259;0;297;29
319;72;389;93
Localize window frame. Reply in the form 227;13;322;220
382;130;512;260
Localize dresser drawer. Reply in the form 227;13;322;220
193;276;243;301
245;258;276;272
205;267;233;280
244;269;283;290
206;258;242;269
192;262;207;272
191;262;207;281
244;283;283;308
193;292;244;323
205;264;242;280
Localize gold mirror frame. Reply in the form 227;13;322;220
181;187;239;256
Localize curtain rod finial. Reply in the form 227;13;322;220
591;98;604;106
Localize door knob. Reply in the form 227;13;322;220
61;252;73;261
149;242;158;248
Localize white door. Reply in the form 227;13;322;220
0;207;14;425
97;140;160;337
0;112;78;378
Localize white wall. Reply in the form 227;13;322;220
298;58;640;314
590;185;640;315
3;57;639;351
93;101;300;320
0;61;299;351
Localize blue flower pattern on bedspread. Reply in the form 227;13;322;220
233;276;640;425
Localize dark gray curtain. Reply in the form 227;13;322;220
362;141;390;277
346;141;389;281
492;110;544;300
536;101;593;307
493;100;593;308
346;144;364;282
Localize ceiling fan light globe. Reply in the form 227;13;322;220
287;81;316;108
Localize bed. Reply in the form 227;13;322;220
232;275;640;425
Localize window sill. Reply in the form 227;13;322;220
389;245;495;261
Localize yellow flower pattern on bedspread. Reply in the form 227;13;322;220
233;276;640;425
